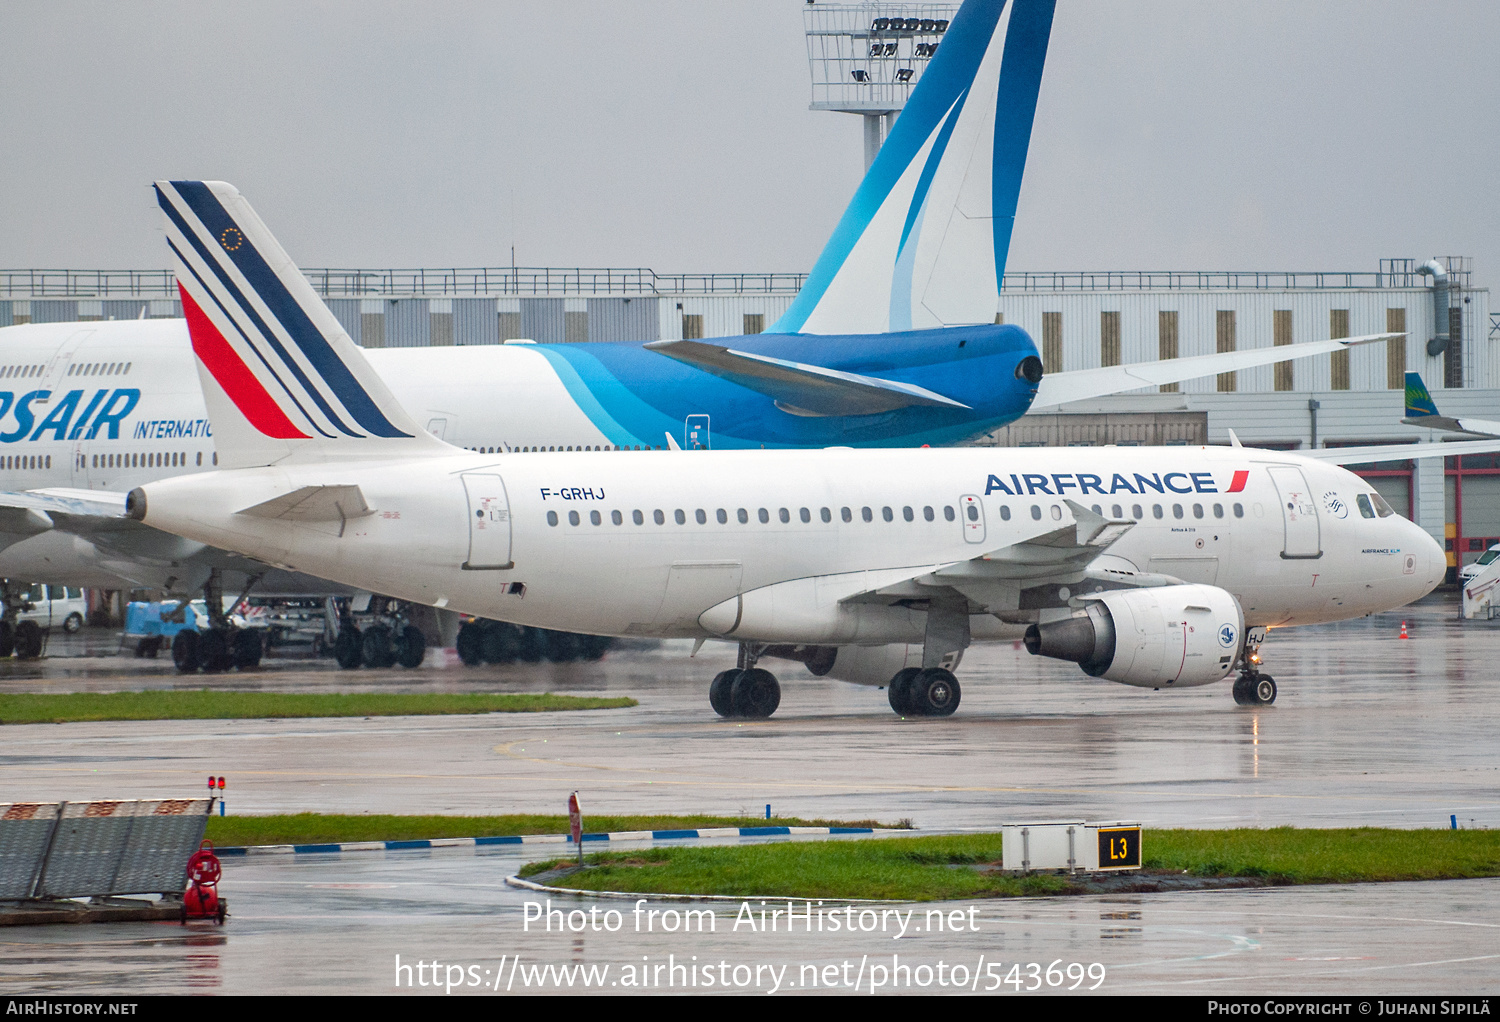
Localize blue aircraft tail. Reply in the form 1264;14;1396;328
774;0;1055;335
1405;371;1439;419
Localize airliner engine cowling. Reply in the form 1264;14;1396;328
1023;584;1243;688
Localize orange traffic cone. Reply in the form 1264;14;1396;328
1399;620;1409;639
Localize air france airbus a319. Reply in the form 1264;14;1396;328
113;179;1467;720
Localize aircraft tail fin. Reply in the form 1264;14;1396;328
1404;371;1439;419
155;180;445;468
773;0;1055;335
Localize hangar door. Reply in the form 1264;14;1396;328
462;473;513;570
1266;466;1321;559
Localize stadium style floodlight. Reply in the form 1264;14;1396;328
803;2;959;169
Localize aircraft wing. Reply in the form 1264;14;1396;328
1300;438;1500;465
642;339;970;416
1030;333;1401;410
839;500;1137;613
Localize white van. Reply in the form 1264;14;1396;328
8;584;86;633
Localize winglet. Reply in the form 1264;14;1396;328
664;432;682;451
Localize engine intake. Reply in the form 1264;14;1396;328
1023;584;1243;688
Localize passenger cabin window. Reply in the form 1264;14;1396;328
547;511;558;526
820;507;832;523
999;505;1011;520
1030;505;1041;520
902;506;914;522
1111;504;1123;518
943;506;955;522
611;510;623;525
716;509;727;524
1132;504;1143;519
590;510;601;525
842;507;853;523
1232;503;1245;518
1172;504;1184;519
695;509;707;524
633;510;644;525
758;508;770;523
779;508;790;523
881;507;893;522
674;509;686;524
1153;505;1164;519
861;507;872;523
800;508;811;523
967;505;980;522
1213;503;1224;518
737;508;748;524
568;511;580;526
923;506;934;522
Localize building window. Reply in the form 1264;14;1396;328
1273;309;1293;391
1386;307;1407;390
1158;311;1178;393
1100;311;1120;368
743;313;764;335
1216;310;1236;393
1042;312;1062;374
682;314;704;340
1330;309;1350;390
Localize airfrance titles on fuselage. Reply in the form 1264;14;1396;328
983;469;1250;497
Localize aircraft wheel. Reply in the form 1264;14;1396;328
0;620;13;658
200;629;233;673
709;669;741;717
730;667;780;719
887;667;921;716
545;630;581;662
13;620;42;660
396;625;426;668
1253;675;1277;706
481;623;520;665
361;625;395;669
172;630;201;673
516;627;548;663
231;629;262;669
578;635;613;661
456;622;483;666
334;627;364;669
909;668;960;717
1231;675;1254;705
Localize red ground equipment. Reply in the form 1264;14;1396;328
182;840;227;924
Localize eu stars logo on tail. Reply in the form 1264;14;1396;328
155;180;445;469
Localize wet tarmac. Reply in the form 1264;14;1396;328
1;591;1497;994
1;842;1496;995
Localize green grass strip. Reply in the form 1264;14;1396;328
519;828;1500;902
205;813;897;847
0;690;635;724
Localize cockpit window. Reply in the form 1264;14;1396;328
1369;492;1396;518
1356;493;1376;519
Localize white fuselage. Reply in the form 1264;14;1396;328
136;446;1445;642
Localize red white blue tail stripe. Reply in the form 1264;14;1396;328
156;180;422;449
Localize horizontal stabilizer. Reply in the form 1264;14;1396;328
1031;333;1401;410
1400;415;1500;438
236;485;374;523
643;340;970;417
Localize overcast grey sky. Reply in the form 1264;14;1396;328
2;2;1497;289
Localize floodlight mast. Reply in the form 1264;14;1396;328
803;2;960;169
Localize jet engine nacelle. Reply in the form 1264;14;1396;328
1023;584;1243;688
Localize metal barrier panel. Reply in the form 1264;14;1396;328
35;799;212;899
0;803;62;899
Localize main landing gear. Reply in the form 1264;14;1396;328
173;570;264;674
1231;626;1277;706
709;645;782;719
329;597;427;670
887;667;961;717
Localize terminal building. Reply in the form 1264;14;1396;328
0;259;1493;578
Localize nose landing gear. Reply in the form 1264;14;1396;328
1232;626;1276;706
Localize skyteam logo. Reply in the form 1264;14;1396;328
1218;623;1238;649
